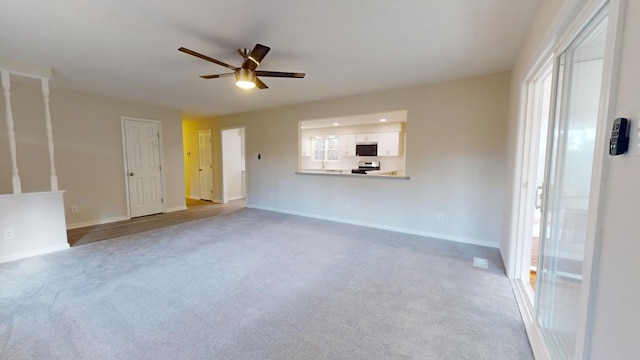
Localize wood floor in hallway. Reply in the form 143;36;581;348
67;199;245;246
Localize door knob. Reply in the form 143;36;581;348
128;172;135;176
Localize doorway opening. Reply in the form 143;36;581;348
221;127;246;204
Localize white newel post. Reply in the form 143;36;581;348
41;78;58;191
1;70;22;194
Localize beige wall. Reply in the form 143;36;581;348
505;0;640;357
184;71;511;247
0;78;185;226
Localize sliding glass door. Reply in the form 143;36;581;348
535;7;609;359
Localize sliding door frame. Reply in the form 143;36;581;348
510;0;626;358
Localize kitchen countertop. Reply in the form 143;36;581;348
296;169;409;179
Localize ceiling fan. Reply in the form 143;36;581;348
178;44;305;90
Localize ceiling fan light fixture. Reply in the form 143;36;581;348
235;68;256;89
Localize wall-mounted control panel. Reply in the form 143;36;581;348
609;117;629;156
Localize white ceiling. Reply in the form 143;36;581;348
0;0;540;117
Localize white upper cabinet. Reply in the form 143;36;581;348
338;134;356;156
377;132;401;156
355;133;379;143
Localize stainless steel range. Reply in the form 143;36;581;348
351;161;380;174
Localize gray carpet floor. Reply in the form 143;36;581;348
0;209;533;359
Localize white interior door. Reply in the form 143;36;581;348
222;127;246;203
123;118;163;218
198;130;213;201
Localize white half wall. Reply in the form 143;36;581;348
0;191;68;263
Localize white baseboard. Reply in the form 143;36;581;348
246;204;498;248
186;195;201;200
0;244;70;264
227;196;246;202
165;205;187;213
66;216;128;230
212;198;222;204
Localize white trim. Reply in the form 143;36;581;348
165;205;188;213
0;244;69;264
66;215;129;230
511;57;554;283
246;204;498;249
227;195;246;201
506;80;529;278
553;0;610;57
0;190;65;199
186;195;201;200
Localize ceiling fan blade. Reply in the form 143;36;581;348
243;44;271;70
200;73;235;79
255;77;269;89
178;47;237;71
255;70;305;78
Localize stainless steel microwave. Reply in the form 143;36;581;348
356;143;377;157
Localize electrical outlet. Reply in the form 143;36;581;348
4;230;15;240
437;213;445;223
71;206;79;213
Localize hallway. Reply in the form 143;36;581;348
67;199;245;246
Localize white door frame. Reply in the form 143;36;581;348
514;57;553;294
508;0;625;358
220;126;246;204
510;53;557;360
121;116;166;218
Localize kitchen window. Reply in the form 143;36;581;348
313;137;339;161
